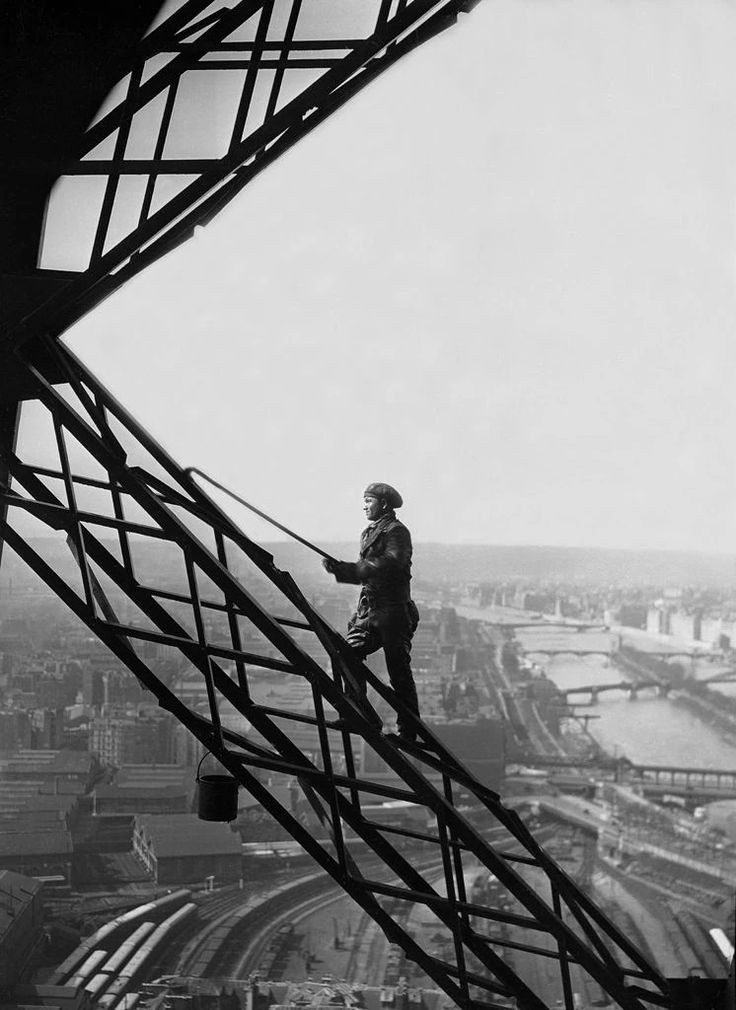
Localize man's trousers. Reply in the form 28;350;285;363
346;600;420;736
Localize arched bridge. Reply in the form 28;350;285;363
492;622;609;632
561;680;671;702
526;649;613;659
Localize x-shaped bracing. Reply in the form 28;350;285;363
0;342;682;1010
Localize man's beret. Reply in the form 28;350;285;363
364;482;403;509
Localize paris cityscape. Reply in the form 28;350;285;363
3;2;736;1010
1;539;735;1007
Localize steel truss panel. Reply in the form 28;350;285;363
0;342;698;1010
3;0;477;357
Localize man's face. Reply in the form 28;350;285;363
363;495;383;521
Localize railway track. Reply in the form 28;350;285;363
143;870;301;977
185;871;333;978
146;853;441;985
225;881;350;979
225;857;447;985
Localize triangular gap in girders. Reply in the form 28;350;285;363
124;90;169;161
104;177;151;257
221;11;268;44
14;399;65;475
141;52;178;89
273;67;332;116
149;173;200;217
245;1;297;44
292;1;384;43
84;551;163;636
175;1;235;40
89;73;134;129
81;132;118;163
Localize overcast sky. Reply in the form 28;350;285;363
51;0;736;553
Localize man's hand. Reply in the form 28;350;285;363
322;558;358;583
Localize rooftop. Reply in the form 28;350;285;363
117;764;194;789
136;814;241;858
0;869;43;937
0;829;72;858
0;749;92;777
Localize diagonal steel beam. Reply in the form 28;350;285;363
0;346;676;1010
4;1;473;352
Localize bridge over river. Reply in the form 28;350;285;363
512;755;736;802
525;646;699;660
560;679;672;701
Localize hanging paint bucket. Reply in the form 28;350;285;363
196;754;239;822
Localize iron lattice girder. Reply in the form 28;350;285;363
0;344;682;1010
4;0;475;356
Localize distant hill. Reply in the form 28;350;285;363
408;544;736;586
3;538;735;588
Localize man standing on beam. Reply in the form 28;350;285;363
323;483;421;743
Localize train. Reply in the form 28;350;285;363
66;948;109;990
94;903;197;1010
85;972;114;1003
49;889;192;985
99;921;157;976
709;928;735;965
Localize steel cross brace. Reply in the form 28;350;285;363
3;0;479;358
0;5;725;1007
0;343;699;1010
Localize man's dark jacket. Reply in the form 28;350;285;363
333;512;412;607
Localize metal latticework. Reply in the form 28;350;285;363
4;0;479;359
0;4;728;1009
0;341;686;1010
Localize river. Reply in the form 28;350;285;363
456;606;736;769
516;626;736;768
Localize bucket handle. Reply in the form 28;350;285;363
196;751;216;782
196;752;237;782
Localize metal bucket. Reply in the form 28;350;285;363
196;756;238;822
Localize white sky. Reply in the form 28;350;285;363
57;0;736;553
